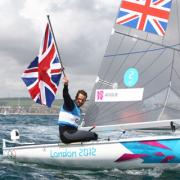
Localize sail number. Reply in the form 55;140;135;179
124;68;139;87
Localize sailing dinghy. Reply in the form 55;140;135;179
3;0;180;169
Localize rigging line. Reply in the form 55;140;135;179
87;6;179;122
105;38;159;90
94;8;179;119
93;85;170;123
104;44;172;58
115;30;180;52
92;60;172;122
101;30;164;90
140;48;167;75
171;87;180;98
170;50;180;82
97;33;146;113
95;29;131;115
127;33;153;71
98;58;171;116
143;62;172;87
100;28;137;89
133;43;153;67
111;42;153;92
118;43;166;87
87;17;179;124
157;82;172;121
133;47;171;88
100;28;130;87
173;67;180;81
107;36;139;85
96;72;171;118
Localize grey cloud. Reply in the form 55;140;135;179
0;0;120;97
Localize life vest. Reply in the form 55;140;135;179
58;103;81;128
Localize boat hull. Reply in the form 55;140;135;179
3;135;180;170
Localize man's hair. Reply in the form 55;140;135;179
75;90;88;100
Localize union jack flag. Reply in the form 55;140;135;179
116;0;172;36
22;23;62;107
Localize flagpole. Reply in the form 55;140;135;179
47;15;66;77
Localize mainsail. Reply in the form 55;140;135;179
85;0;180;127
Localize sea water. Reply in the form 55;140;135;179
0;115;180;180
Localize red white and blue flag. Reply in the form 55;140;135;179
116;0;172;36
22;23;62;107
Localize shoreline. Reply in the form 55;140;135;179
0;113;58;116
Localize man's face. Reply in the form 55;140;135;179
75;93;86;107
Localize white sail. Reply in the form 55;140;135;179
84;0;180;127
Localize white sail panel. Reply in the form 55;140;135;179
85;0;180;127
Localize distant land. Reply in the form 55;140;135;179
0;97;63;115
0;97;89;116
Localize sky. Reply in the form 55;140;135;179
0;0;120;99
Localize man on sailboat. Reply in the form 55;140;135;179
58;75;98;144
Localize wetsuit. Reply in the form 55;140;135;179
58;84;98;144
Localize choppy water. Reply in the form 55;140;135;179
1;115;180;180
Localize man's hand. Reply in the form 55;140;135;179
63;75;69;85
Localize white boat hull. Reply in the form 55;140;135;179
3;135;180;170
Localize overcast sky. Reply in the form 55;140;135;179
0;0;120;99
